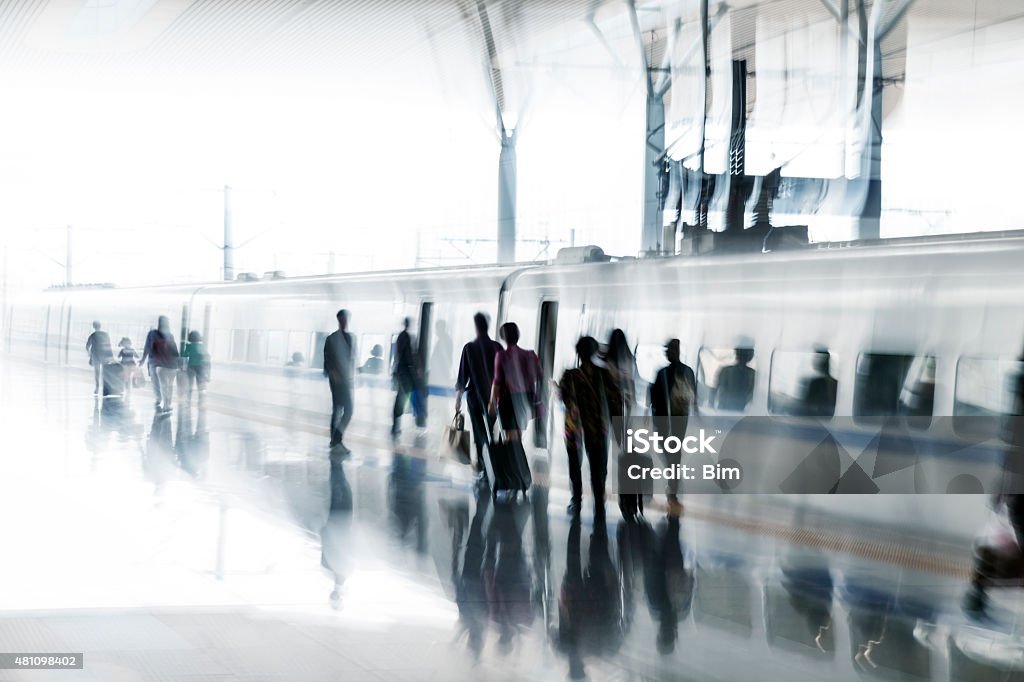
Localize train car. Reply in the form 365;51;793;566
7;233;1024;540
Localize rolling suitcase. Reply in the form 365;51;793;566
489;431;532;500
102;362;125;397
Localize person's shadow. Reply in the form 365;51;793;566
320;452;354;607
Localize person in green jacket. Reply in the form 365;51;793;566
182;330;210;401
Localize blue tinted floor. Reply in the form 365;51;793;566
0;360;1022;681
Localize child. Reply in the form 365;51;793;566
118;337;140;394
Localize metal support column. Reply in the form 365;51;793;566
641;96;666;253
497;129;517;264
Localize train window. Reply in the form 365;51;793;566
358;334;388;376
428;317;454;388
230;329;247;362
212;329;229;363
954;356;1020;439
246;330;266;364
698;346;756;413
266;330;286;365
636;342;679;386
286;331;310;367
853;353;935;425
312;331;329;370
769;349;838;418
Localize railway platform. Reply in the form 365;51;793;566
0;359;1021;681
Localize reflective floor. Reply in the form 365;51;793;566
1;361;1023;681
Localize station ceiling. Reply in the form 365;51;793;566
0;0;1017;101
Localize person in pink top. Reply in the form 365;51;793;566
488;322;542;442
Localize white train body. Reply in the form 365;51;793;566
7;234;1024;541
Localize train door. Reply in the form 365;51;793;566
535;300;558;448
417;302;434;424
418;302;433;375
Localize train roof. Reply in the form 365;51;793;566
37;229;1024;295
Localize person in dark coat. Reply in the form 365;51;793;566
455;312;502;488
559;336;622;518
650;339;697;513
391;316;418;435
85;321;113;395
323;309;356;453
138;316;179;413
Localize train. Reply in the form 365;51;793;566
6;232;1024;541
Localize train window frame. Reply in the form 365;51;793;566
246;329;266;364
953;355;1020;439
266;330;286;365
852;352;936;426
230;329;247;363
768;349;840;419
286;331;310;368
312;331;329;370
211;329;230;363
697;345;757;413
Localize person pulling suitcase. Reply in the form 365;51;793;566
487;322;542;502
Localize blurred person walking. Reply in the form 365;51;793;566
391;317;418;435
324;309;356;453
139;316;179;413
488;322;541;500
182;331;210;402
85;321;113;395
118;337;139;397
559;336;621;518
455;312;502;490
605;329;642;518
964;345;1024;617
650;339;697;515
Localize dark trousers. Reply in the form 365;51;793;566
655;416;688;500
467;402;496;474
330;380;353;445
566;428;608;505
392;375;414;431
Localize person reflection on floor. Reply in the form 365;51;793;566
452;493;490;660
483;499;533;654
320;452;354;608
558;516;623;679
174;403;210;479
646;514;694;655
143;411;175;495
389;433;428;554
616;514;655;639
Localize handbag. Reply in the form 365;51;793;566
444;411;472;465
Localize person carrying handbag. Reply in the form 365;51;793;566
454;313;502;488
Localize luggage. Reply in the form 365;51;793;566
489;431;532;499
444;411;471;465
102;362;125;397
